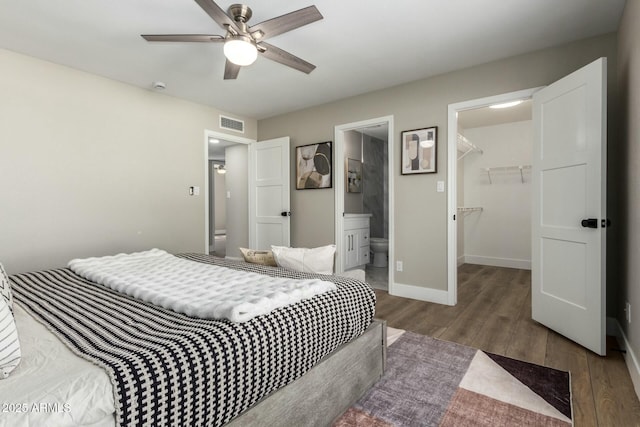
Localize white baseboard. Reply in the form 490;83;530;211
391;282;450;305
457;256;465;267
464;255;531;270
225;256;243;261
608;316;640;400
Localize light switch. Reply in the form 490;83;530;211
437;181;445;192
227;191;231;199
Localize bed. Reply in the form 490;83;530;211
1;252;385;427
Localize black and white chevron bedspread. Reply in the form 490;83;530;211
10;254;376;427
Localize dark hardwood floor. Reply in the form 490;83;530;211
374;264;640;427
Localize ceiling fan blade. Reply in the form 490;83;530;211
250;6;322;40
259;42;316;74
194;0;240;33
224;60;241;80
141;34;224;43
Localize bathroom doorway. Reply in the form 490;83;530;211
334;116;394;292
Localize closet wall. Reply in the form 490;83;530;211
459;120;533;270
457;141;465;265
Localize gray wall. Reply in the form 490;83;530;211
258;33;618;292
224;144;249;259
209;161;216;245
363;135;387;239
617;0;640;387
344;130;363;214
0;48;257;274
214;169;226;232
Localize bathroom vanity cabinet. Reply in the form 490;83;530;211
344;214;371;270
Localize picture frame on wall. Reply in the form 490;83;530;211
401;126;437;175
296;141;332;189
346;158;362;193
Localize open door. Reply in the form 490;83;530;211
532;58;607;355
248;137;291;250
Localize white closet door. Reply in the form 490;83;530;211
532;58;607;355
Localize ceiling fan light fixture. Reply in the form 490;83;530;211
224;36;258;66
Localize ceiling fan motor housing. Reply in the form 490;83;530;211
228;4;252;23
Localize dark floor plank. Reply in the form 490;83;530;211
505;289;548;365
587;337;640;427
471;270;529;354
544;331;598;427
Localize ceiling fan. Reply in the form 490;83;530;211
141;0;323;80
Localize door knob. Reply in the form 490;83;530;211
280;211;291;217
581;218;598;228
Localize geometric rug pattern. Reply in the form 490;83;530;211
334;330;572;427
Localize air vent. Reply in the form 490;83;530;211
219;115;245;133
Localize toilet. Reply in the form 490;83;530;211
369;237;389;268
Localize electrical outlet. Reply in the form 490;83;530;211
625;302;631;324
396;261;403;272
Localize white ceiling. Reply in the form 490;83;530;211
458;100;532;130
0;0;625;120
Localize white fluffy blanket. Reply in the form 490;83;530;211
68;249;337;322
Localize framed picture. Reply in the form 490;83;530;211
346;158;362;193
296;141;332;189
401;126;437;175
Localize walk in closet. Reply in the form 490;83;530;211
456;101;533;270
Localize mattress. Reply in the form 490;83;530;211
7;254;376;427
0;304;114;427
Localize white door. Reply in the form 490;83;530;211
532;58;607;355
249;137;291;250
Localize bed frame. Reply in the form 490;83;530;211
227;319;387;426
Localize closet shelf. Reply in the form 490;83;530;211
483;165;531;184
457;134;483;160
457;206;483;214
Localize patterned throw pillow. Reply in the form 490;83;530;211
0;296;21;378
0;263;12;311
271;245;336;275
239;248;278;267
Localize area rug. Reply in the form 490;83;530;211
334;330;572;427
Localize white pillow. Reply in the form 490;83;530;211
0;263;12;311
271;245;336;275
0;296;21;379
